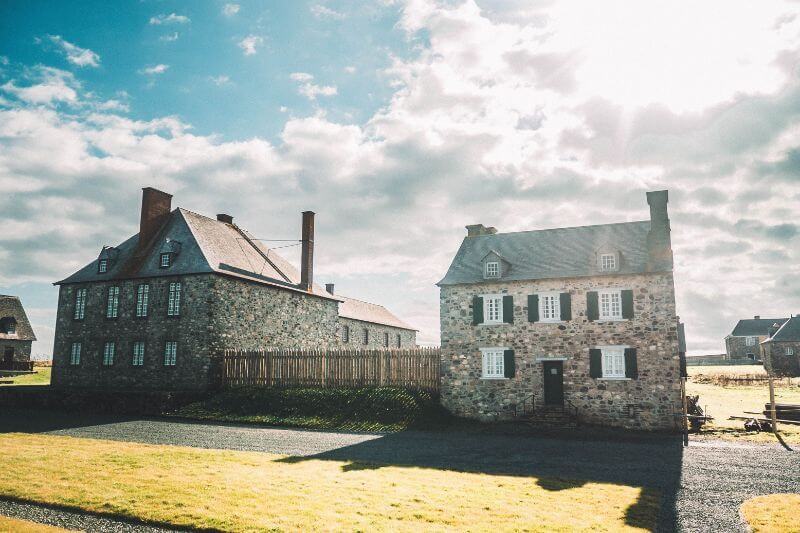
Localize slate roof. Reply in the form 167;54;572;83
765;316;800;342
338;296;416;331
438;220;655;285
56;208;338;300
0;295;37;341
730;318;789;337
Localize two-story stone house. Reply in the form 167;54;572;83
724;316;789;361
438;190;682;430
0;295;37;371
761;316;800;377
51;187;415;391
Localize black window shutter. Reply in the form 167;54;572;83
472;296;484;325
503;295;514;324
625;348;638;379
621;290;634;319
504;349;516;378
528;295;539;322
586;291;599;321
559;292;572;321
589;348;602;378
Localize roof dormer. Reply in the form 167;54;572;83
97;246;119;273
158;238;182;268
595;245;620;273
481;250;508;280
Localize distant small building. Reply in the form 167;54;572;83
761;316;800;377
0;295;36;371
724;316;789;361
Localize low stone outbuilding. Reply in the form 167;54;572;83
0;295;36;370
761;316;800;377
724;316;789;361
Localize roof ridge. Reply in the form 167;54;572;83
477;219;650;237
337;294;387;308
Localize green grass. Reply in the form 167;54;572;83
0;366;51;386
171;386;454;432
0;433;660;532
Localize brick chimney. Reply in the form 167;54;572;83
645;190;673;271
138;187;172;251
466;224;498;237
325;283;334;294
754;315;761;320
300;211;315;292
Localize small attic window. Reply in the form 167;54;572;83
484;261;500;279
158;238;182;269
160;253;171;268
600;253;617;271
0;317;16;335
98;259;108;273
97;245;119;273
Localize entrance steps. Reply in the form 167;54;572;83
520;405;578;428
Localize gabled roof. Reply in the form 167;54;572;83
438;220;654;285
0;295;36;341
730;318;789;337
765;316;800;342
338;295;416;331
56;208;339;300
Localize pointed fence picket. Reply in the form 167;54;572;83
220;347;440;392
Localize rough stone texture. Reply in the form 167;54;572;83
724;335;762;360
439;272;682;430
762;341;800;377
0;296;35;366
337;317;416;349
52;274;417;390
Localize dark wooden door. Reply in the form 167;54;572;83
543;361;564;405
2;347;13;369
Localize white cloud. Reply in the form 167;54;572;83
149;13;190;25
290;72;337;100
159;32;180;42
0;66;79;106
0;56;8;66
209;75;231;86
310;4;346;20
222;3;240;17
95;99;129;112
238;35;263;56
47;35;100;68
344;66;356;74
139;64;169;75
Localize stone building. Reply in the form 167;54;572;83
438;190;682;430
51;187;416;390
724;316;789;361
0;295;36;370
761;316;800;377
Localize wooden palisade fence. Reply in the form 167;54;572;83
221;347;441;392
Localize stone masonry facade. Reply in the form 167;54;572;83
0;296;35;367
440;272;682;430
725;335;762;360
337;317;417;349
763;341;800;377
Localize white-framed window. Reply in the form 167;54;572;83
481;348;506;379
167;282;181;316
383;332;389;347
98;259;108;273
136;284;149;317
484;261;500;278
363;328;369;345
106;286;120;318
788;347;795;356
484;295;503;324
73;288;87;320
160;253;171;268
601;346;626;378
102;341;115;366
69;342;81;365
539;293;561;322
746;336;756;346
600;253;616;271
342;325;350;343
598;289;622;320
132;341;145;366
164;341;177;366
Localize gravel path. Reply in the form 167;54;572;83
1;409;797;532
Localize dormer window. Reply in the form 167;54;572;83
98;259;108;273
600;253;617;271
158;238;181;269
97;246;119;273
160;253;171;268
484;261;500;279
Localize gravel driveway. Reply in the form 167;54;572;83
1;408;797;532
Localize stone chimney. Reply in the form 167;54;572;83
466;224;498;237
300;211;315;292
325;283;334;294
138;187;172;251
754;315;761;320
216;214;233;224
645;190;673;271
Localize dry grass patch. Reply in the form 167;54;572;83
0;516;72;532
741;494;800;532
0;433;659;532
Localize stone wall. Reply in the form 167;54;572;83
439;271;681;430
763;341;800;377
0;339;32;364
337;317;417;348
725;336;762;360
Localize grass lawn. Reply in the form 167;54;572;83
0;367;51;386
686;365;800;444
740;494;800;532
0;433;659;532
0;516;71;532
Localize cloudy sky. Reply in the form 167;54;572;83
1;0;799;356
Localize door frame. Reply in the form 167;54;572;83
542;360;564;406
